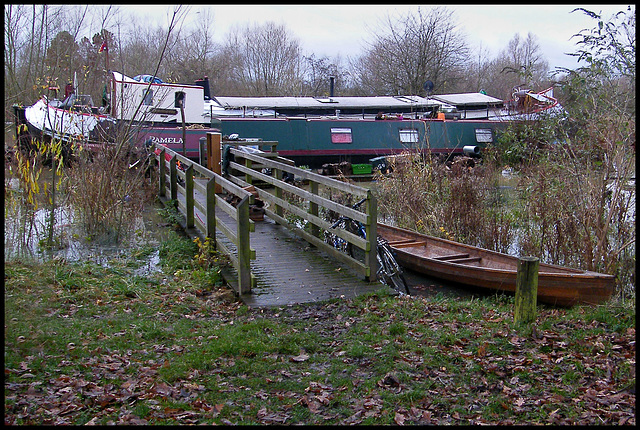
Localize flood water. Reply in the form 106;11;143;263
4;175;170;276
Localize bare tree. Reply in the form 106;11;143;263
463;41;495;94
352;7;470;95
484;32;550;100
45;31;79;87
301;54;353;96
163;8;220;84
4;5;58;113
4;4;30;106
117;23;168;77
222;22;303;96
61;5;89;41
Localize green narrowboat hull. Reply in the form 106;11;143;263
219;117;506;166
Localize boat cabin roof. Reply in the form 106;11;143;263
214;95;440;110
431;93;504;109
214;92;503;116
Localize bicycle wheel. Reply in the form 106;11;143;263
377;243;410;295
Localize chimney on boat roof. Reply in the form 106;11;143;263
329;76;335;98
195;76;211;100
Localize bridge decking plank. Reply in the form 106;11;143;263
215;210;389;308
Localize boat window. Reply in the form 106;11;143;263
330;127;352;144
175;91;186;108
475;128;493;143
399;129;419;143
142;88;154;106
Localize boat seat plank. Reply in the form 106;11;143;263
389;241;428;249
388;239;419;246
433;253;470;261
446;256;482;264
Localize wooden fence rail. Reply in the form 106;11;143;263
153;144;256;294
151;132;381;296
226;147;379;282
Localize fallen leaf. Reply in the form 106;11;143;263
291;353;310;362
378;372;400;387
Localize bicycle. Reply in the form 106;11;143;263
325;198;410;295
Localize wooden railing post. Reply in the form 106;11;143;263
273;167;284;218
185;164;194;228
245;157;253;185
169;155;178;204
237;197;252;294
308;180;319;238
514;257;539;325
199;136;206;166
364;190;378;282
206;177;216;242
159;148;166;197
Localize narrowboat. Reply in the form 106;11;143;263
211;92;509;166
216;115;504;167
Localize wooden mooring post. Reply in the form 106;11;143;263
514;256;539;325
207;132;222;193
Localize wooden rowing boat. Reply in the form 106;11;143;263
377;223;615;307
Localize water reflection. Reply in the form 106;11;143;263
4;178;169;274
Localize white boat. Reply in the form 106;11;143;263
493;87;563;120
110;71;222;125
23;93;116;145
17;71;223;153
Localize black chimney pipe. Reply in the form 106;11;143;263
195;76;211;100
329;76;335;97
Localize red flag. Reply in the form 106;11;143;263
99;41;108;53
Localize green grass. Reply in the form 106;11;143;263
4;236;636;425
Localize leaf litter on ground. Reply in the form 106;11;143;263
4;258;636;426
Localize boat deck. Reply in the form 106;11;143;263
387;237;485;267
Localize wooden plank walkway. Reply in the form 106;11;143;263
214;210;391;308
159;143;392;308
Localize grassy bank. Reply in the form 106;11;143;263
4;230;635;425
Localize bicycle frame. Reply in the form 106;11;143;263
326;198;410;295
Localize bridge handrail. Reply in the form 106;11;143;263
228;147;378;281
151;143;256;294
231;148;369;198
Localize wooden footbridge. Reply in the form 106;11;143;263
150;133;392;307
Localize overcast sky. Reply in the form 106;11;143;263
125;4;632;70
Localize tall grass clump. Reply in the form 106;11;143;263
5;127;72;256
66;142;156;244
510;113;634;296
376;113;634;300
375;152;516;254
